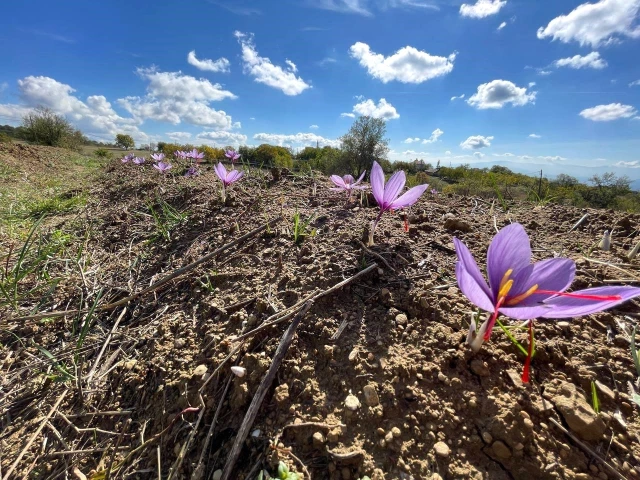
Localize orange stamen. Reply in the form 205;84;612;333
505;284;539;306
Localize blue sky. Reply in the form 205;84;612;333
1;0;640;181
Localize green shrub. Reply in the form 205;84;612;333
274;153;293;169
94;148;110;158
0;132;12;143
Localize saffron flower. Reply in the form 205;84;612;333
214;162;243;202
431;188;438;196
151;153;165;162
454;223;640;379
225;149;241;163
132;156;145;165
187;148;205;162
153;161;172;174
175;150;187;160
121;153;134;163
369;160;428;243
184;166;200;177
330;171;367;200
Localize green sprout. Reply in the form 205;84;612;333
292;210;316;244
591;381;600;413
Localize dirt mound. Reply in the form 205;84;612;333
1;159;640;479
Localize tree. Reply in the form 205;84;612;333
115;133;135;149
22;106;75;147
554;173;579;187
340;116;389;177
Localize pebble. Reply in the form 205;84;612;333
492;441;512;459
345;393;361;411
481;432;493;444
312;431;326;448
212;470;222;480
231;366;246;377
395;313;408;325
123;360;137;371
174;338;186;349
391;427;401;438
470;359;490;377
433;441;450;457
192;364;208;377
363;384;380;407
558;321;571;329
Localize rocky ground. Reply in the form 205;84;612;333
1;148;640;479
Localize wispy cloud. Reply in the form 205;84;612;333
21;28;74;44
307;0;438;16
300;26;330;31
208;1;261;15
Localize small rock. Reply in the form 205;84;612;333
444;218;472;233
558;321;571;329
470;359;490;377
193;364;208;377
123;360;137;371
363;384;380;407
345;393;361;411
391;427;401;438
481;432;493;444
395;313;408;325
433;441;450;457
312;431;326;448
492;440;512;459
212;470;223;480
595;380;615;401
174;338;187;349
231;366;246;377
274;384;290;407
380;288;392;303
552;382;606;441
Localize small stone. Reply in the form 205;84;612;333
470;359;490;377
193;364;208;377
312;431;326;448
481;432;493;444
595;380;615;401
212;470;223;480
363;384;380;407
385;431;394;443
395;313;408;325
433;441;450;457
431;474;443;480
552;382;606;441
391;427;401;438
492;440;512;459
345;393;361;411
558;321;571;329
444;218;472;233
231;366;246;377
327;428;341;443
123;360;137;371
174;338;187;349
274;384;290;407
380;288;391;303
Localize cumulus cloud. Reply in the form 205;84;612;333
579;103;637;121
538;70;553;76
351;98;400;120
404;137;421;143
460;0;507;18
166;131;192;141
630;79;640;87
467;79;536;109
529;82;536;87
340;112;356;118
529;133;541;138
422;128;443;143
615;160;640;168
309;124;319;129
553;51;607;69
445;150;451;155
451;94;465;101
460;135;494;149
349;42;455;83
197;130;248;145
253;132;341;148
537;0;640;47
117;67;236;129
187;50;231;73
0;75;148;142
235;31;311;95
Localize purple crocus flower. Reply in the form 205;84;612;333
187;149;205;162
214;162;243;202
153;161;172;174
132;156;145;165
174;150;186;160
368;160;428;243
184;166;200;178
431;188;438;195
225;149;241;163
121;153;134;163
151;153;165;162
454;223;640;351
330;171;368;200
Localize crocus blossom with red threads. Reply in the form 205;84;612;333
330;171;367;198
225;149;241;163
454;223;640;351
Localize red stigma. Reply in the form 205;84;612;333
403;215;409;232
535;290;622;302
521;321;534;384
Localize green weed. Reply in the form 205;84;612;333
292;210;316;244
147;197;188;242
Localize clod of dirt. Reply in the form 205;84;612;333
552;382;606;441
444;217;472;232
470;358;490;377
491;440;512;459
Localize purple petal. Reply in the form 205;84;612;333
540;286;640;318
453;237;493;311
509;258;576;306
389;184;428;210
499;304;555;320
329;187;345;191
353;170;366;186
487;223;532;299
370;161;385;206
330;175;346;188
343;174;355;185
383;171;406;206
214;162;227;181
153;164;161;171
227;170;243;183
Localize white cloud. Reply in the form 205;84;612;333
537;0;640;48
402;149;433;156
308;0;439;16
538;70;553;76
235;31;311;96
422;128;443;143
529;133;541;138
528;82;536;87
467;79;536;109
197;131;248;145
615;160;640;168
349;42;455;84
166;131;192;141
497;21;507;30
473;152;486;158
519;155;533;160
250;117;256;120
451;94;465;101
630;79;640;87
117;67;236;129
187;50;231;73
253;132;341;148
460;135;494;149
579;103;637;121
404;137;421;143
493;152;515;157
538;155;567;161
460;0;507;18
0;82;7;93
1;75;148;142
352;98;400;120
340;112;356;118
445;150;451;155
309;124;319;129
554;51;607;69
